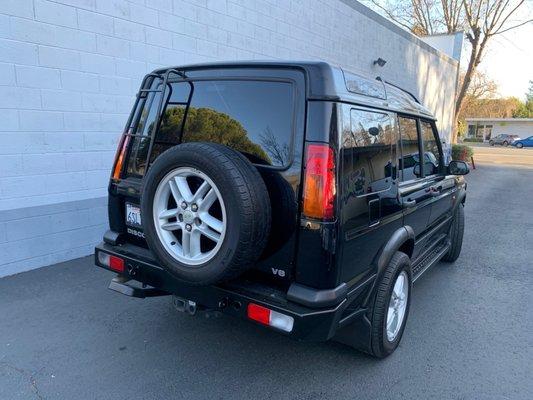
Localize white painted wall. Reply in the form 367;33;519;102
0;0;458;277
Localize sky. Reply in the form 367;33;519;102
477;19;533;100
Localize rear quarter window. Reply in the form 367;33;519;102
343;109;397;196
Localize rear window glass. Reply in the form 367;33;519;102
171;80;294;166
126;79;295;176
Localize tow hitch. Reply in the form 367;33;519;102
172;296;198;315
108;276;169;298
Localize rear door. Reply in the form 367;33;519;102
117;68;307;282
338;105;403;282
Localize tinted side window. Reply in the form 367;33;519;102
398;117;419;181
343;109;396;196
420;121;440;176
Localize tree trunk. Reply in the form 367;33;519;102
453;35;487;143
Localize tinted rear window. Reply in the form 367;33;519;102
127;79;296;176
176;80;293;166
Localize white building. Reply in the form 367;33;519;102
0;0;460;277
465;118;533;141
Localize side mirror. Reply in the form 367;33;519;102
448;160;469;175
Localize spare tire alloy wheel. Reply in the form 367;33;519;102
153;167;226;266
141;142;271;286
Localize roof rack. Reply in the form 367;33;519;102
376;76;421;104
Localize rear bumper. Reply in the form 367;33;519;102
94;242;364;342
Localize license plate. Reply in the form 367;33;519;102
125;203;142;228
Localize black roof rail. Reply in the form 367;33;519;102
376;76;421;104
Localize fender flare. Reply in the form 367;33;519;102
376;226;415;275
361;226;415;308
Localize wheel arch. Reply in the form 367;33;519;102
376;226;415;274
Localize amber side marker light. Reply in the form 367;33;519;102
111;134;130;181
302;143;336;220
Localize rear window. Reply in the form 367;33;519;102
126;79;295;176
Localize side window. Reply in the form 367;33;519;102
420;121;441;176
343;109;396;196
398;117;419;181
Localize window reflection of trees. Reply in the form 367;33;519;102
161;106;271;163
259;126;290;166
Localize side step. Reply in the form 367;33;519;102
412;239;451;282
108;276;170;298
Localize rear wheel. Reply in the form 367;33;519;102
489;140;494;146
442;204;465;263
369;252;412;358
503;141;509;147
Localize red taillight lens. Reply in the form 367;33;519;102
98;252;125;273
247;303;294;332
247;303;270;325
109;255;125;273
111;134;130;181
302;143;336;220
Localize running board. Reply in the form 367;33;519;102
412;240;451;282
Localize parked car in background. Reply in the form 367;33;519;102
489;134;520;146
512;136;533;148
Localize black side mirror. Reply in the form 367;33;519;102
448;160;470;175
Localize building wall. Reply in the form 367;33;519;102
0;0;458;277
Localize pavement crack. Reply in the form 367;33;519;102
0;362;46;400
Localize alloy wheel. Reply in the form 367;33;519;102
386;271;409;342
152;167;226;266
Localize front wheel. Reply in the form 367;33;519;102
442;204;465;262
369;252;412;358
489;140;494;146
503;141;509;147
516;142;523;148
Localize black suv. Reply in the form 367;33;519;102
95;62;469;358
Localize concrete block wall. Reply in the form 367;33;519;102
0;0;458;277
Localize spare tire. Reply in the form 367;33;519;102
141;142;271;285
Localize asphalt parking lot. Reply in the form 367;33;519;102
1;146;532;400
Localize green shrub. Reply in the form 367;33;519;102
463;137;483;143
452;144;474;161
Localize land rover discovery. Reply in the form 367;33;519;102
94;62;469;358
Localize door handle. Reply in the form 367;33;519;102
426;185;442;196
403;198;416;208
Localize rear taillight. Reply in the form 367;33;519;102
111;134;130;181
302;143;336;220
98;252;125;273
247;303;294;332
